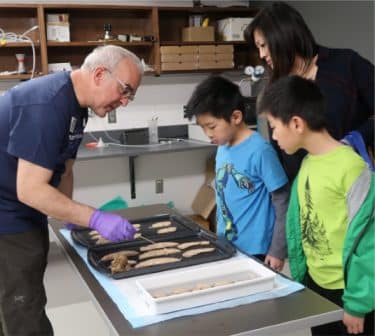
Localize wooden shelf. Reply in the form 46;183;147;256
47;41;153;47
0;4;258;78
160;41;248;46
1;42;40;48
0;73;40;80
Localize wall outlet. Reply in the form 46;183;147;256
155;178;163;194
108;109;117;123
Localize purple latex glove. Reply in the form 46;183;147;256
65;223;80;230
89;210;136;242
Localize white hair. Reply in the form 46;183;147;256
81;45;144;75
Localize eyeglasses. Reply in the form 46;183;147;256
106;69;135;101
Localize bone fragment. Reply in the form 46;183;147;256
139;248;180;260
177;240;210;250
157;227;177;234
135;257;181;268
151;220;172;229
182;247;215;258
140;242;178;252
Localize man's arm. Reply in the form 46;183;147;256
58;159;74;198
17;158;93;226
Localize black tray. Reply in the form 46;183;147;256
71;213;200;249
87;230;236;279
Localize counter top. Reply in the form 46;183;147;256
49;204;342;336
77;139;215;161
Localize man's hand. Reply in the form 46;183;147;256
264;255;284;272
89;210;136;242
343;312;364;334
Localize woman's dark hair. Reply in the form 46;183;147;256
244;2;318;83
184;75;246;123
258;75;327;131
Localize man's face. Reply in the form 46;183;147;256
267;114;301;154
91;58;141;117
196;113;237;146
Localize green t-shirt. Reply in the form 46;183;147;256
297;145;366;289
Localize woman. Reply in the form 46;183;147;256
244;1;374;181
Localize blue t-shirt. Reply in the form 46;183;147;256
215;132;287;255
0;72;88;234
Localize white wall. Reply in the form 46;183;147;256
73;148;216;213
286;1;374;63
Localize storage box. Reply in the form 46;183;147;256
182;26;215;42
192;184;216;219
47;22;70;42
161;53;198;63
198;60;234;70
198;44;234;54
199;53;233;61
160;45;198;55
136;258;276;314
161;62;198;71
46;13;69;23
217;17;253;41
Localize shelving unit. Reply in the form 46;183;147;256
0;4;260;79
157;6;260;73
0;4;43;79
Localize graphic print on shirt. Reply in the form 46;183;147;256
301;177;332;260
216;163;255;241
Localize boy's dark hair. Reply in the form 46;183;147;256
184;75;246;123
258;75;327;131
244;2;317;83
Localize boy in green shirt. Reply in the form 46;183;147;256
258;75;374;335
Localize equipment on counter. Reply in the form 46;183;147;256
103;23;113;40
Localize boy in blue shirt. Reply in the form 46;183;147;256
258;75;374;335
185;75;289;271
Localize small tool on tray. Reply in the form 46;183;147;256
138;234;155;244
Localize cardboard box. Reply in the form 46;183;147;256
198;60;234;70
217;17;253;41
161;62;198;71
47;13;69;23
47;22;70;42
182;26;215;42
198;53;233;61
160;45;198;55
188;214;210;231
191;184;216;218
161;53;198;63
198;44;234;54
191;155;216;222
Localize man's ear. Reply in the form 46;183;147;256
290;116;305;134
231;109;243;125
92;66;106;86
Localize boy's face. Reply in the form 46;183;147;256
267;114;301;154
196;113;237;146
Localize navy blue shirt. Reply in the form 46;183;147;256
0;72;88;234
275;46;374;181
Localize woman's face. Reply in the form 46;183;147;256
253;29;273;69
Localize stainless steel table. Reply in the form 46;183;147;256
49;204;342;336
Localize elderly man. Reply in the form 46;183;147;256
0;45;143;335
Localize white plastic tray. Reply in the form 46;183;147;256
135;257;276;314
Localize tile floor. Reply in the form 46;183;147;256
45;231;310;336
